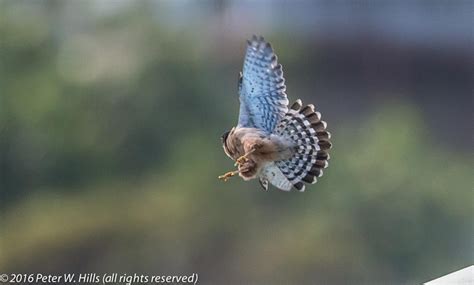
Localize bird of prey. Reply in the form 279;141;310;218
219;35;332;192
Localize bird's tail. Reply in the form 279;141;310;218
274;99;332;191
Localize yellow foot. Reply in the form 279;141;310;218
234;146;259;166
218;170;239;182
234;155;249;166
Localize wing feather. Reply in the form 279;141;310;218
237;35;289;133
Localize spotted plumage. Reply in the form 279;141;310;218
219;36;332;192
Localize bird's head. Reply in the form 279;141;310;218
221;127;234;158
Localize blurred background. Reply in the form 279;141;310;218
0;1;472;284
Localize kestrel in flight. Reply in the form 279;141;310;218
219;35;332;191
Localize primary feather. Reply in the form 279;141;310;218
238;35;289;133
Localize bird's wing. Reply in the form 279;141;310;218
260;163;293;191
237;35;289;133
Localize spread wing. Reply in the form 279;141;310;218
237;35;289;133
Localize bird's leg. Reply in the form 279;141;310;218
234;146;259;166
218;169;240;182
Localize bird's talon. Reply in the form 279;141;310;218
234;156;248;166
218;171;237;182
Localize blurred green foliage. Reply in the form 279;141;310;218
1;106;472;284
0;1;472;285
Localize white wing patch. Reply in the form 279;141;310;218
260;163;293;191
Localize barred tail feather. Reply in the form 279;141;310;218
274;99;332;191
